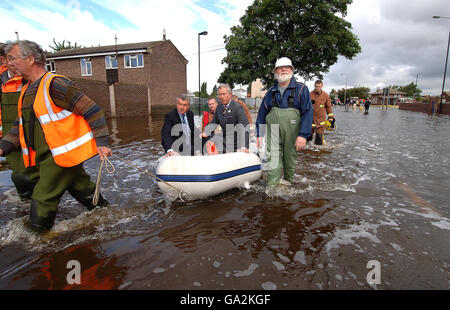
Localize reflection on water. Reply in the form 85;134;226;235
0;106;449;290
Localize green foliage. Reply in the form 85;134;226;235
218;0;361;87
194;82;217;97
211;85;218;98
390;82;422;97
200;82;209;97
336;86;370;102
330;88;336;99
49;38;83;52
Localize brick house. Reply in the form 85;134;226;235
45;40;187;113
370;88;406;105
442;91;450;102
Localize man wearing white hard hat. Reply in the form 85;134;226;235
255;57;313;186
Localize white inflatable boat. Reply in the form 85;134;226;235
155;152;262;199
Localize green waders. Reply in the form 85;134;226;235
265;106;301;185
21;104;108;232
1;91;39;199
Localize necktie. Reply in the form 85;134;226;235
181;114;190;147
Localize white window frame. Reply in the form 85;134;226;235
124;53;144;68
80;57;92;76
105;55;118;69
46;61;56;72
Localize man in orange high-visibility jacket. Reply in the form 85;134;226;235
309;80;334;145
0;51;39;199
0;40;112;232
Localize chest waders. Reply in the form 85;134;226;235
1;90;39;199
265;90;301;185
21;96;108;232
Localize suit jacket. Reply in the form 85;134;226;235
206;100;249;152
161;109;200;155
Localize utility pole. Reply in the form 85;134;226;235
439;30;449;113
340;74;348;105
433;16;450;114
198;31;208;116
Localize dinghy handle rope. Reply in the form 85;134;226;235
92;154;188;205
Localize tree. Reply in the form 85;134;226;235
193;82;211;98
49;38;83;52
337;86;369;102
218;0;361;88
397;82;422;98
200;82;209;98
211;85;218;98
330;88;336;100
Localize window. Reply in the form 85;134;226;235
105;55;118;69
80;57;92;76
46;61;56;72
124;53;143;68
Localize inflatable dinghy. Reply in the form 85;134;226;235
156;152;262;199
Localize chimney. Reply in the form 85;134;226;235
163;29;166;40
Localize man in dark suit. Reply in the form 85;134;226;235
161;94;201;156
203;84;250;153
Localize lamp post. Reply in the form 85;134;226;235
415;73;423;87
415;73;423;99
433;16;450;113
340;73;348;105
198;31;208;115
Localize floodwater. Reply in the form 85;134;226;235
0;106;448;290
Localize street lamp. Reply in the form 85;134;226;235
415;73;423;87
198;31;208;115
433;16;450;113
340;73;348;105
415;72;423;99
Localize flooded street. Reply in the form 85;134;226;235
0;106;448;290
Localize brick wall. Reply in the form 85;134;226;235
114;82;149;117
148;42;187;106
71;78;111;116
399;101;450;115
71;78;150;117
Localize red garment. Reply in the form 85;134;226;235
202;111;209;129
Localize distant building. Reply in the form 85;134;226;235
45;40;188;107
232;86;247;99
370;88;406;105
442;91;450;102
249;79;267;98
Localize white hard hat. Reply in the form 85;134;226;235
273;57;294;72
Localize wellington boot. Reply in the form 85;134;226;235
29;200;57;233
11;173;36;200
69;190;110;211
314;134;324;145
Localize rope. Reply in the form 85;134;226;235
92;156;115;206
92;154;188;206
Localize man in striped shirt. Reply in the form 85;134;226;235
0;40;111;232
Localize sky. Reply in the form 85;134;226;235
1;0;449;96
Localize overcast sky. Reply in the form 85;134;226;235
1;0;449;95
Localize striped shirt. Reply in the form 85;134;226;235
0;74;109;155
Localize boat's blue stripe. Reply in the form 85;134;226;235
156;164;261;182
